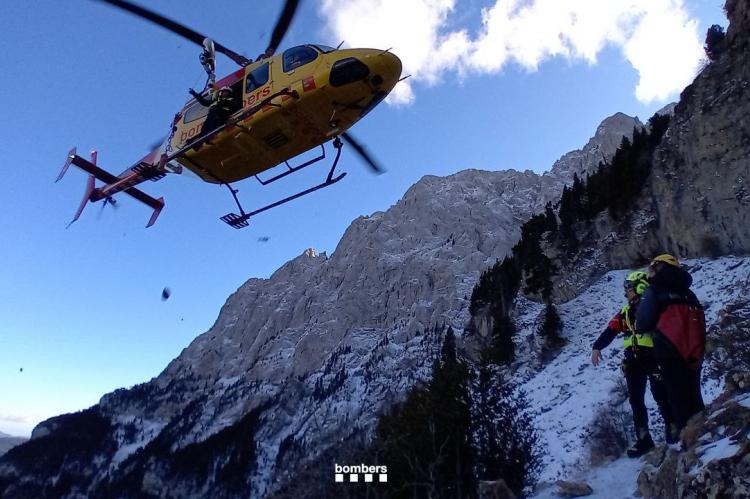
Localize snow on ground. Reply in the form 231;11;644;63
523;256;750;497
531;457;642;499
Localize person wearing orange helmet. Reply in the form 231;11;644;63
636;254;706;436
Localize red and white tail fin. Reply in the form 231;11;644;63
58;148;166;228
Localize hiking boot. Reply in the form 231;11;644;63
665;423;680;445
627;435;655;458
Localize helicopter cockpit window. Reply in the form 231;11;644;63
282;46;318;72
245;63;270;93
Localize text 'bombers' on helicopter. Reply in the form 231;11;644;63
56;0;403;229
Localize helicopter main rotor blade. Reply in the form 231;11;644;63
263;0;301;58
95;0;250;66
341;132;385;175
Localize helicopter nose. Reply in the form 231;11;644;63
365;50;402;90
329;49;402;93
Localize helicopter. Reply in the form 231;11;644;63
57;0;403;229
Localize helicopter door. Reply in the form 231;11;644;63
243;62;272;108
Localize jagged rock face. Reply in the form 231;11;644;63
0;113;638;498
637;375;750;499
543;112;644;187
646;0;750;258
537;0;749;303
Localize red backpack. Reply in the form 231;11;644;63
656;294;706;368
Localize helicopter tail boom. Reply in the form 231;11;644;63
58;148;165;228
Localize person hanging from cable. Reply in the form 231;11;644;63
591;271;676;458
187;85;241;150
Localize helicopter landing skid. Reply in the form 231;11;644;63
220;138;346;229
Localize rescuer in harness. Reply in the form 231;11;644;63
636;254;706;435
188;85;241;149
591;271;676;458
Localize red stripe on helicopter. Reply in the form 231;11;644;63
214;68;245;89
302;76;316;92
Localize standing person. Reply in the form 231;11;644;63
188;85;241;148
591;271;675;457
636;254;706;435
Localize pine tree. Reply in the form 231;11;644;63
544;202;558;232
537;302;563;343
376;329;475;498
471;364;542;496
704;24;726;61
557;185;577;244
481;312;516;365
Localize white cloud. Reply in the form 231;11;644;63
317;0;704;104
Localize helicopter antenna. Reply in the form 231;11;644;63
336;40;345;50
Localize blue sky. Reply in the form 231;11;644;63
0;0;726;436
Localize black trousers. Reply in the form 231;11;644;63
623;347;672;435
653;333;705;430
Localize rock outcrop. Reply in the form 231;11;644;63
537;0;749;303
637;373;750;499
646;0;750;258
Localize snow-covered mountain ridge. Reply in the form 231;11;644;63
2;0;749;495
0;111;642;497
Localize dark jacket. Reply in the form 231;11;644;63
636;265;697;331
191;90;241;135
636;265;705;367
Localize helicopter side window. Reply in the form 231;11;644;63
183;100;209;123
245;63;270;93
282;46;318;72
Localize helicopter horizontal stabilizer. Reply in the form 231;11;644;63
59;150;166;228
67;174;96;229
56;147;78;182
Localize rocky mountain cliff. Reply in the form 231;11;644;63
0;113;640;497
541;0;749;303
2;1;749;497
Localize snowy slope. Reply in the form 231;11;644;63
518;255;750;497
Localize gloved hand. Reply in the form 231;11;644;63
591;349;603;366
188;88;199;97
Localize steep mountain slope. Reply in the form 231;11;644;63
649;0;750;256
0;113;640;498
520;256;750;497
540;0;750;302
0;434;26;460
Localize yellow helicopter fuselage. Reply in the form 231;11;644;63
171;45;402;184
